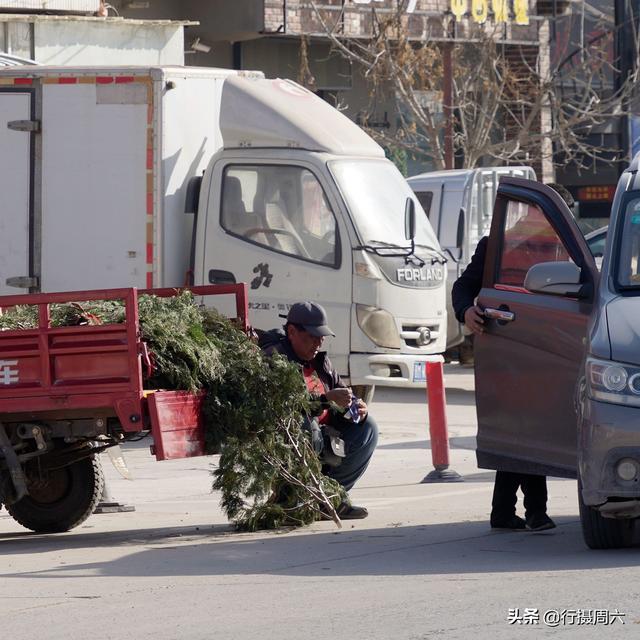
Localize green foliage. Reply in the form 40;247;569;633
137;292;223;392
201;310;346;530
0;305;38;330
0;293;345;531
0;300;125;330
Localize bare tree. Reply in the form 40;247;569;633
307;0;639;173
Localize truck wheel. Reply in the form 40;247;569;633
6;455;104;533
351;385;375;405
578;480;635;549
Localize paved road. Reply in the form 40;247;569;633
1;366;639;639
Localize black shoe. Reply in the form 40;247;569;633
336;502;369;520
490;515;527;531
318;501;369;521
526;513;556;531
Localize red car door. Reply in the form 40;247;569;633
474;178;598;478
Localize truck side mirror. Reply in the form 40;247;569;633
404;198;416;241
524;261;586;298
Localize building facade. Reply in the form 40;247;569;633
1;1;620;224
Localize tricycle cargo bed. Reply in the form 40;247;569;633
0;284;247;461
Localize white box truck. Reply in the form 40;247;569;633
0;65;447;396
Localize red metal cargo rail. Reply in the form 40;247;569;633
0;284;248;460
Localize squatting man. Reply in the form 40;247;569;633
262;301;378;519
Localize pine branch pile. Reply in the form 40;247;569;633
0;292;345;530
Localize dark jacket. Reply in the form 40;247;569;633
451;236;487;323
259;329;346;412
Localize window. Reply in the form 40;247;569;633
616;197;640;288
220;165;339;267
416;191;434;219
497;200;570;287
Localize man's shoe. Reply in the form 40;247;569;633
490;515;527;531
336;502;369;520
526;513;556;531
318;501;369;521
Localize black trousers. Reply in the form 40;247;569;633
491;471;548;521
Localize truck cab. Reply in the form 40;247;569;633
193;77;448;394
0;66;447;396
473;165;640;549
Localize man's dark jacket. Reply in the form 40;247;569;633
259;329;346;414
451;236;487;323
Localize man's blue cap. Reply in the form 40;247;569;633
281;301;335;337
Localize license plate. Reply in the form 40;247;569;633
413;362;426;382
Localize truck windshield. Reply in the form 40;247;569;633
616;194;640;289
329;159;439;251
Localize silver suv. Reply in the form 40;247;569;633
475;163;640;549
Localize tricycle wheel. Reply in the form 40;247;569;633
578;480;635;549
6;455;104;533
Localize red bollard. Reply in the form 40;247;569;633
421;360;463;483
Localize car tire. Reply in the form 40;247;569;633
6;455;104;534
578;479;635;549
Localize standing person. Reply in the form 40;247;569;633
261;301;378;520
452;236;556;531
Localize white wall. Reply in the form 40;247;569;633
33;19;184;65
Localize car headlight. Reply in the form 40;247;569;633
356;304;401;349
587;357;640;406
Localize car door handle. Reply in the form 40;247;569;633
483;307;515;323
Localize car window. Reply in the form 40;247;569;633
587;232;606;258
415;191;433;219
587;231;606;271
497;200;570;287
616;197;640;288
220;165;339;268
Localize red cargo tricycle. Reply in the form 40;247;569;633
0;284;247;533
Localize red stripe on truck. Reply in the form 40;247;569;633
115;76;135;84
96;77;114;84
13;78;32;85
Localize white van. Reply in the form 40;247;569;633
407;167;535;352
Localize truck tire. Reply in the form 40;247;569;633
351;385;375;405
578;480;635;549
6;455;104;533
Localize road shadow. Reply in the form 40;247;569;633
0;521;236;552
2;517;640;580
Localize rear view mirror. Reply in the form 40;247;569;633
404;198;416;241
524;261;585;297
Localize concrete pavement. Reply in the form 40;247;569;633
1;366;639;639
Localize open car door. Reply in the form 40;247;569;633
474;178;598;478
